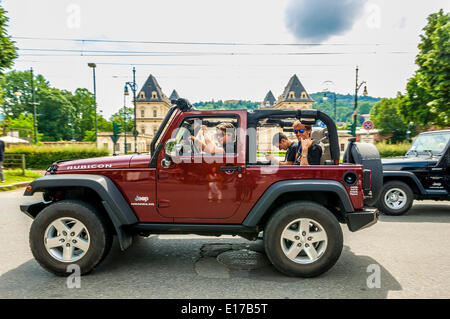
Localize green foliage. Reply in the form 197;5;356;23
5;144;109;169
398;9;450;128
371;97;409;143
110;107;134;132
1;70;101;142
376;141;412;158
0;6;17;76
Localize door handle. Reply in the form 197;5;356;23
220;166;242;172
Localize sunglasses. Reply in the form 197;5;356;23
294;128;305;134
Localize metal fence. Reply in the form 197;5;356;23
3;154;26;175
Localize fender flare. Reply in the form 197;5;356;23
242;179;354;227
382;171;426;195
23;174;138;250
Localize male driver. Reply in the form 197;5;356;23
190;122;236;155
266;132;297;165
292;120;322;165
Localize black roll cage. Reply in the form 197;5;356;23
150;100;340;166
247;109;340;164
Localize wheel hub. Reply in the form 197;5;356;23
280;218;328;264
44;217;90;263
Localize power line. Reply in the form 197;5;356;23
12;36;418;47
18;48;415;57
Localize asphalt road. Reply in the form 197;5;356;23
0;188;449;299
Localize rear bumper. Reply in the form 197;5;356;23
345;207;379;232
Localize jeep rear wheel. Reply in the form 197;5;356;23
264;201;343;277
377;181;413;216
29;200;112;276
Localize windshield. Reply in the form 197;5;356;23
409;132;450;155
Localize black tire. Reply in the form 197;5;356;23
29;200;112;276
263;201;343;278
377;181;414;216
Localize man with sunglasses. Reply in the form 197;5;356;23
292;120;322;165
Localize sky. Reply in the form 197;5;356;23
2;0;449;118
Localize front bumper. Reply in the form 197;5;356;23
345;207;379;232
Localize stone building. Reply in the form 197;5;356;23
97;74;178;155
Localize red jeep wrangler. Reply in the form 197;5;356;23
21;98;382;277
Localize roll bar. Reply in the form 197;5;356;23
248;109;340;163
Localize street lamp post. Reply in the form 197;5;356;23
123;95;127;154
87;63;98;143
322;80;337;122
352;66;368;137
124;67;138;153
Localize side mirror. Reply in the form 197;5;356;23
164;138;178;158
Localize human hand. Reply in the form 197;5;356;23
301;138;313;152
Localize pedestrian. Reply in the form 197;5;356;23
0;139;5;183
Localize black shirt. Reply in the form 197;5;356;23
284;142;298;163
294;142;322;165
0;140;4;162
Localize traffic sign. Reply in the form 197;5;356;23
363;120;374;131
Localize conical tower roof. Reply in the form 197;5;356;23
280;74;315;102
136;74;167;102
169;89;180;100
262;90;276;108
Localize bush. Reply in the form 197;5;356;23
376;141;412;158
5;144;109;169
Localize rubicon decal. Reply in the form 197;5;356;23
66;164;113;170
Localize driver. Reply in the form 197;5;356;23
190;122;236;155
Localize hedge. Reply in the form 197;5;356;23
5;144;109;170
375;141;411;158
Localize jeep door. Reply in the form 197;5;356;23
156;112;246;220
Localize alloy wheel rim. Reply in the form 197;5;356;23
384;188;407;210
280;218;328;264
44;217;90;263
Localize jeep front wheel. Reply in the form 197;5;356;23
377;181;413;216
264;201;343;277
29;200;112;276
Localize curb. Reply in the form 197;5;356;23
0;181;31;190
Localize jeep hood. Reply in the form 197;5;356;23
382;157;437;171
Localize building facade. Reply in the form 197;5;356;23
97;74;177;155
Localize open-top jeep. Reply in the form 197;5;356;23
21;99;382;277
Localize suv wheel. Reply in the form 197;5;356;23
29;200;112;276
264;201;343;277
377;181;413;216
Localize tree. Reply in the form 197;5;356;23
398;10;450;128
0;5;17;75
370;97;408;143
1;70;50;117
110;107;134;132
65;88;96;141
37;87;75;141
